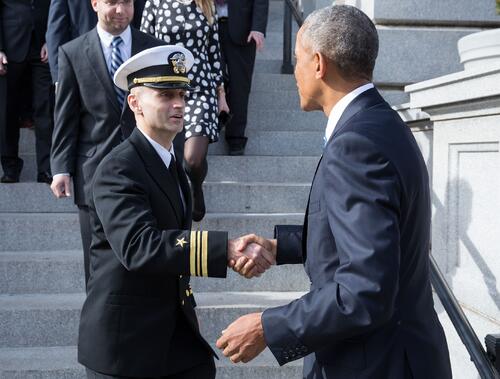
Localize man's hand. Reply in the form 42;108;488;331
0;51;8;75
247;31;265;51
216;312;266;363
228;237;276;278
40;43;49;63
232;234;277;278
50;175;72;198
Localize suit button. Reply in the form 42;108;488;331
181;300;185;305
186;290;190;297
179;275;183;278
397;320;401;326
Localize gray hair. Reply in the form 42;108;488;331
301;5;378;81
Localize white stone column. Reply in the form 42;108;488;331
402;29;500;379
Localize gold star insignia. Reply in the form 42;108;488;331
176;237;187;248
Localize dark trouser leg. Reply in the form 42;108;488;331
78;205;92;290
166;359;216;379
183;136;209;222
30;53;53;174
1;60;26;175
219;21;256;148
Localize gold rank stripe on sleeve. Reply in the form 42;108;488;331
190;231;196;276
202;231;208;277
189;231;209;277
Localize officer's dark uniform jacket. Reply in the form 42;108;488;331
78;127;227;377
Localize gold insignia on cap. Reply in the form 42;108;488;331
170;52;187;74
176;237;187;248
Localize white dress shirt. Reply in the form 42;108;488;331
137;128;186;211
96;24;132;73
324;83;374;144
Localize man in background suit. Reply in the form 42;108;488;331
50;0;161;288
0;0;53;183
46;0;146;83
216;6;452;379
79;45;274;379
216;0;268;155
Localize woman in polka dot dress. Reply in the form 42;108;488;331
141;0;229;222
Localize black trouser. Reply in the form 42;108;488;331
218;20;256;148
85;359;216;379
78;205;92;290
0;35;53;175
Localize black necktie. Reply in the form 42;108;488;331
168;153;184;211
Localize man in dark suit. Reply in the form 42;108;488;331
79;45;274;379
0;0;53;183
216;0;268;155
216;6;453;379
50;0;161;288
46;0;146;83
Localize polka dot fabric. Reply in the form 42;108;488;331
141;0;224;142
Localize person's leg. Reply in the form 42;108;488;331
85;367;137;379
183;136;209;222
31;52;54;182
78;205;92;290
221;36;256;155
165;358;216;379
1;60;26;180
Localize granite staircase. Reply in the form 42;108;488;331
0;1;323;377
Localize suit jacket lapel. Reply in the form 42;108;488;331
85;28;121;115
331;87;386;141
129;129;184;225
176;157;192;228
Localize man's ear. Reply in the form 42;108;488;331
91;0;98;12
128;92;142;115
315;52;327;79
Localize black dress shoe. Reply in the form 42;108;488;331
37;171;53;184
0;173;20;183
228;145;245;156
192;187;206;222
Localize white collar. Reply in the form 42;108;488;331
96;24;132;48
137;127;176;168
325;83;374;144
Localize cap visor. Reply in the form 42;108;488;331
142;82;194;91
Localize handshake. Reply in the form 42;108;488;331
227;234;277;278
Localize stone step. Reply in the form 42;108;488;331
251;73;298;92
204;182;310;213
209;130;323;156
206;156;319;183
0;251;85;294
0;292;304;348
0;213;304;251
0;182;311;214
248;90;300;110
0;345;302;379
0;250;309;294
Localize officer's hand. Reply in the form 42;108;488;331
247;31;265;51
40;43;49;64
0;51;8;75
50;175;72;198
228;236;276;278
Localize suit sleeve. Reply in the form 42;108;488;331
50;46;80;175
46;0;70;83
262;132;402;365
93;155;228;277
251;0;269;35
0;3;4;52
274;225;303;265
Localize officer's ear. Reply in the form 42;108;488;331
128;88;143;115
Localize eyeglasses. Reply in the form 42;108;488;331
102;0;134;6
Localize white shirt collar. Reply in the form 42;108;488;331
137;127;176;169
325;83;374;144
96;24;132;48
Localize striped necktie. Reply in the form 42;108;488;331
110;36;126;108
